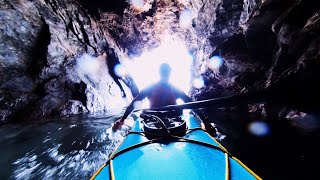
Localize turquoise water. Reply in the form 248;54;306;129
0;111;130;180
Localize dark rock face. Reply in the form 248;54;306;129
1;0;42;124
76;0;129;17
194;0;320;114
248;0;320;114
0;0;129;124
1;0;319;129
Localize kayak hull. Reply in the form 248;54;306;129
92;111;261;180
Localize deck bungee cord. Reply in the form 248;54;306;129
91;111;262;180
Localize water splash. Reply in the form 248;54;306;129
0;114;130;180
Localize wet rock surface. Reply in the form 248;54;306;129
2;0;318;124
0;0;129;124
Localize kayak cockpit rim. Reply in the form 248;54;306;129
90;110;262;180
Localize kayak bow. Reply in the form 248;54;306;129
91;110;261;180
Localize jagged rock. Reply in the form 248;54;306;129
0;109;11;123
1;0;319;126
0;0;128;124
1;76;34;92
0;0;42;84
59;100;88;116
0;89;39;124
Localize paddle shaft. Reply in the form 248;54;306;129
134;90;270;112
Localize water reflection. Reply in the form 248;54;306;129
0;111;129;179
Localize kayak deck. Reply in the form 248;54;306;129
91;111;261;180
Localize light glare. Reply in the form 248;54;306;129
114;64;126;77
125;38;193;94
77;54;100;74
192;77;204;89
176;98;184;105
133;101;142;109
248;121;270;136
179;9;193;28
130;0;144;9
208;56;223;70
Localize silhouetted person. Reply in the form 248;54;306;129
112;63;215;134
105;48;139;98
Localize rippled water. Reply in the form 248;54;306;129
0;110;133;180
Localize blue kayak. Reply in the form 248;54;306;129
91;110;261;180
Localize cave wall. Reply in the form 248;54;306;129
90;0;263;97
0;0;127;124
209;0;320;112
1;0;319;124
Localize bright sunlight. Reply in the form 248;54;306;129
123;38;194;94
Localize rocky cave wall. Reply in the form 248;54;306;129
1;0;319;125
77;0;320;116
0;0;129;124
207;0;320;114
